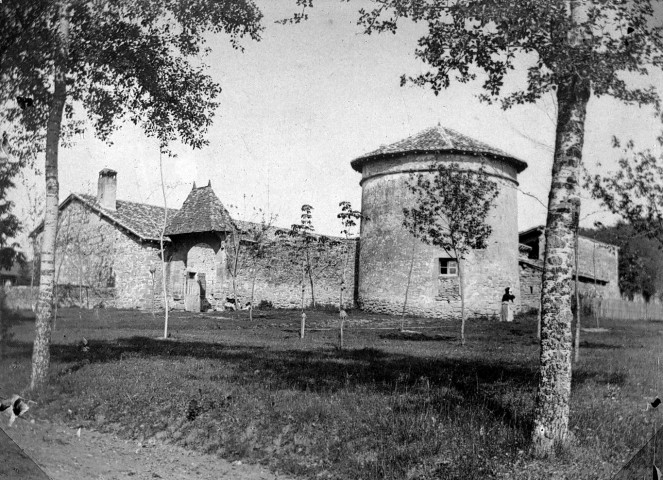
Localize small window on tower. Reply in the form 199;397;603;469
439;258;458;277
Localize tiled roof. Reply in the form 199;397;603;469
351;125;528;173
164;185;234;236
76;194;177;242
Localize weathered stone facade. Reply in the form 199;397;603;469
35;199;166;310
351;126;528;319
167;229;357;311
32;176;356;312
519;260;543;312
518;226;620;308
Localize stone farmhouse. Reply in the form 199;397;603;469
518;225;620;311
32;169;355;311
31;125;620;317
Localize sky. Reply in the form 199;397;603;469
9;0;663;249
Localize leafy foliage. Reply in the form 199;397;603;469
0;137;24;270
403;161;498;345
276;205;341;307
337;201;363;239
580;222;660;301
0;0;264;148
351;0;663;110
403;162;499;258
589;140;663;247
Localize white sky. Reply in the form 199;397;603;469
10;0;663;248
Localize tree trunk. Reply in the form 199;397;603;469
401;237;417;332
232;232;240;308
574;230;581;363
305;248;315;308
458;257;466;346
339;238;352;348
531;74;590;457
249;264;257;322
300;262;306;339
537;308;541;339
159;151;169;338
0;286;5;360
30;1;69;390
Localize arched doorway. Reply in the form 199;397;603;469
185;242;216;312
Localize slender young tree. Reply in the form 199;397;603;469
403;162;499;346
290;0;663;455
159;150;169;339
0;0;263;389
277;204;339;310
337;201;362;348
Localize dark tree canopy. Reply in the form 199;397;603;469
0;0;264;148
352;0;663;110
0;151;22;270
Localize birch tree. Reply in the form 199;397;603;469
291;0;663;455
0;0;263;389
403;162;498;346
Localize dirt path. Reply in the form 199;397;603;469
1;417;293;480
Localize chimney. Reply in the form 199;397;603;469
97;168;117;211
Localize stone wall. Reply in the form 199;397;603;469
357;153;521;319
225;236;357;310
519;254;618;315
521;230;620;300
166;230;357;311
519;260;542;311
34;200;166;310
577;237;620;298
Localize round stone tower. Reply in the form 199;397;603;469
351;125;528;318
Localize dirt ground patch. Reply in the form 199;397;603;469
1;417;292;480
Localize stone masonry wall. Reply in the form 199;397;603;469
357;153;521;319
35;200;166;309
577;237;620;298
224;237;357;310
519;261;542;311
531;231;620;299
167;231;357;311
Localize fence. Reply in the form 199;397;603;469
612;424;663;479
580;297;663;322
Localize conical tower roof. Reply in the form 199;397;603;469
351;125;528;173
165;183;234;236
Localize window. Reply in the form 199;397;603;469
439;258;458;276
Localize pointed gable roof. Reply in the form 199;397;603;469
165;184;234;236
31;193;177;243
351;125;528;173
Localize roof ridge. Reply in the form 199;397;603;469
78;193;178;212
350;124;528;173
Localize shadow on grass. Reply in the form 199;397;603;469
378;331;457;342
579;341;624;350
8;330;624;437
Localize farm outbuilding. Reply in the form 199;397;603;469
350;125;528;318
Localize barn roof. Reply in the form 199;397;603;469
30;193;178;243
164;184;234;236
351;125;528;173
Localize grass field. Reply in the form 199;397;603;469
1;307;660;479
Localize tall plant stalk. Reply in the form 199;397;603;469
159;150;169;339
